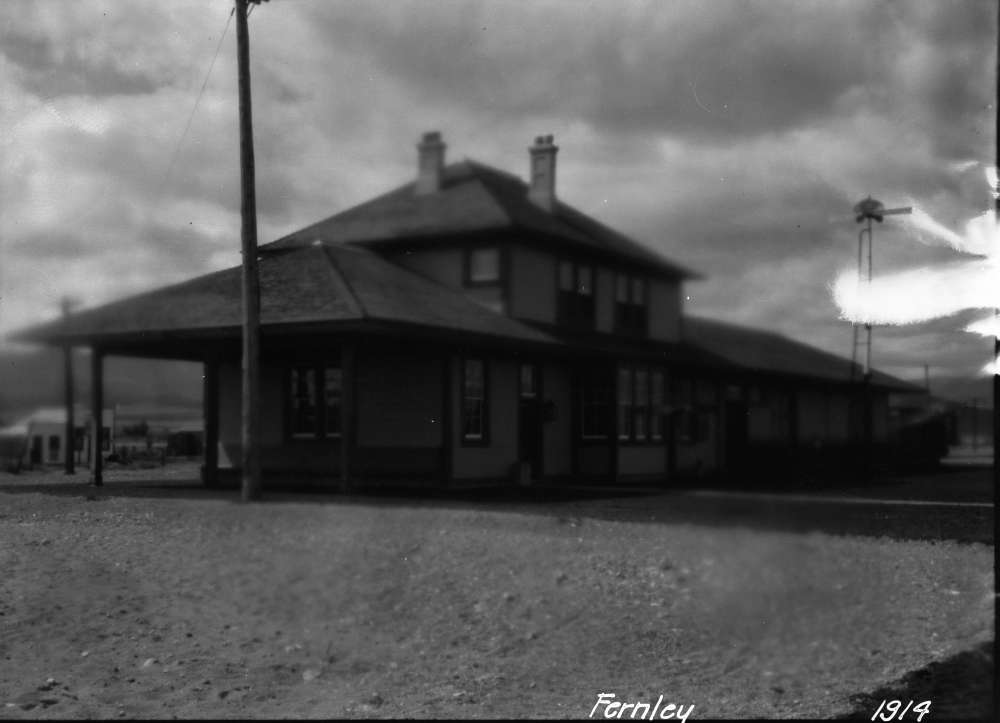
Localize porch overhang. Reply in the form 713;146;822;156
11;317;565;362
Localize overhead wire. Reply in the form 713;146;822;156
71;5;236;240
156;6;236;200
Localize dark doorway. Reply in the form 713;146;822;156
519;363;542;479
724;401;749;476
30;435;43;465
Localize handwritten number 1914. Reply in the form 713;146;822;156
872;700;931;722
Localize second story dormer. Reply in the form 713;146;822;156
263;132;701;343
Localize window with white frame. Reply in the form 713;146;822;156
651;370;665;441
618;364;667;443
634;368;649;440
615;273;648;336
674;377;714;445
617;367;633;440
288;365;342;439
462;359;488;442
466;247;501;285
557;260;596;330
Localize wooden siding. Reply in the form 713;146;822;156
542;361;572;476
356;351;443;447
579;443;611;477
796;389;827;441
508;244;556;323
595;267;615;333
648;279;681;342
218;361;283;449
619;445;666;477
390;247;463;287
451;356;520;479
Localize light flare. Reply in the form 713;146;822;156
965;314;1000;338
987;166;999;199
832;259;1000;325
979;359;1000;376
902;206;997;256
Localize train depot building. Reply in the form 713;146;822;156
17;133;918;489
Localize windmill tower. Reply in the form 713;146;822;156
850;196;912;381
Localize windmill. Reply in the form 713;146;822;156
850;196;913;380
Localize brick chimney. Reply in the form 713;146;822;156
528;134;558;212
416;131;446;195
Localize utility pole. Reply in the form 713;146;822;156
972;398;979;452
61;297;75;475
994;0;999;486
235;0;266;501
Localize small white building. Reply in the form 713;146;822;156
0;407;115;468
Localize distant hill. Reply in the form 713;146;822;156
0;347;202;423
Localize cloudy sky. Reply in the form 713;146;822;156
0;0;995;382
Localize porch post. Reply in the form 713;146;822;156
202;357;220;487
339;341;356;492
63;341;75;475
570;365;580;478
789;386;800;446
609;361;620;483
90;347;104;486
440;354;454;487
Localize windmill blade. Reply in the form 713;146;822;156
881;206;913;216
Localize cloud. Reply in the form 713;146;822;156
294;0;993;148
1;28;159;97
0;0;994;386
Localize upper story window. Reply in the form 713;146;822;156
465;247;501;285
557;260;595;330
615;273;648;336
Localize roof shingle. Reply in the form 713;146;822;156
683;316;920;392
14;244;558;346
263;160;700;279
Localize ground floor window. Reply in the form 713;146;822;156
651;370;665;441
617;367;633;440
288;365;342;439
462;358;489;443
673;378;714;444
618;364;666;443
519;363;537;399
767;388;792;442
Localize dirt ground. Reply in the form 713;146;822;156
0;464;994;718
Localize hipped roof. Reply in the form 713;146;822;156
263;160;701;280
13;153;916;391
15;248;917;390
14;244;559;347
683;317;921;392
